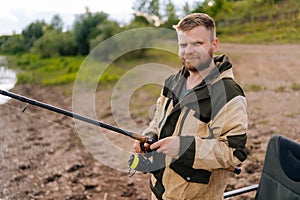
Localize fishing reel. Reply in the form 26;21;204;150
128;153;154;175
128;132;158;176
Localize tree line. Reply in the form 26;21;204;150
0;0;191;58
0;0;288;58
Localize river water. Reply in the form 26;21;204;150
0;56;17;104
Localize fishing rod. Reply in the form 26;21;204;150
0;89;241;175
0;89;156;144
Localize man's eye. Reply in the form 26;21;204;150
194;42;203;46
179;44;187;48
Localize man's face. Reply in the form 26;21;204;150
177;26;218;72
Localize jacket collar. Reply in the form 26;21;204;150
169;54;234;114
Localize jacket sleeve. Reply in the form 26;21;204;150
179;95;248;170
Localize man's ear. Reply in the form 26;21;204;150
212;38;219;53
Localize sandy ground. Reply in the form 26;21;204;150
1;43;300;199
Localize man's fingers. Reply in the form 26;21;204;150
133;140;142;153
143;143;151;151
149;136;180;157
150;139;163;150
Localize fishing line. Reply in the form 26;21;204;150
1;102;76;132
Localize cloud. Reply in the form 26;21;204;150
0;0;134;35
0;9;20;35
0;0;198;35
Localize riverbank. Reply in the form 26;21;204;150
0;84;151;200
1;43;300;199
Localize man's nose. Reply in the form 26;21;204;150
185;44;194;54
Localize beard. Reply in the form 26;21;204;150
181;48;213;72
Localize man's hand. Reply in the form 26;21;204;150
133;132;158;153
133;140;151;153
150;136;180;158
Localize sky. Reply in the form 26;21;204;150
0;0;196;36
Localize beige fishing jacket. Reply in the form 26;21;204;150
143;55;248;200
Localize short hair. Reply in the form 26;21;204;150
173;13;216;40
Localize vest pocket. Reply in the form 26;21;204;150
170;160;211;184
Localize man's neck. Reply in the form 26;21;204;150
186;62;215;90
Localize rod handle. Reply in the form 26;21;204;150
131;133;157;144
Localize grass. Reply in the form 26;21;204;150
244;84;265;92
291;83;300;91
216;0;300;44
218;18;300;44
6;48;180;89
275;86;287;93
284;112;296;118
7;54;85;86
